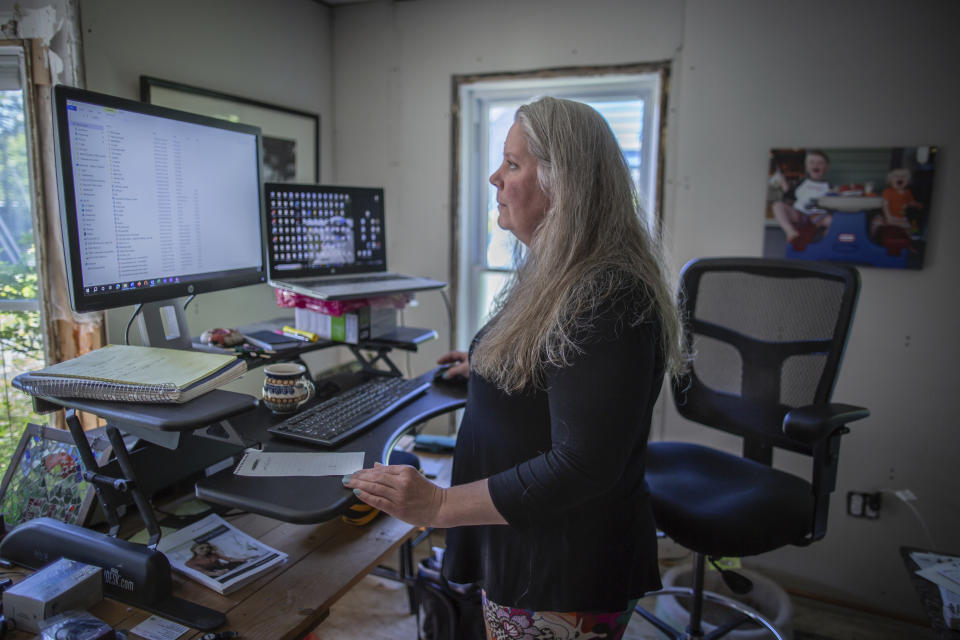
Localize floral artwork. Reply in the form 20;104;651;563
0;425;102;530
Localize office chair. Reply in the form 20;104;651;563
635;257;869;639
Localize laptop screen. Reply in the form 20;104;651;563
264;183;388;278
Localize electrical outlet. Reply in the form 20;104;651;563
847;491;882;519
847;491;864;517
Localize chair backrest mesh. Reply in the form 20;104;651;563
675;258;859;456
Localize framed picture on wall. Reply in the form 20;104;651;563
763;146;937;270
141;76;320;183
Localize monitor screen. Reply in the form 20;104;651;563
53;85;266;313
264;183;387;278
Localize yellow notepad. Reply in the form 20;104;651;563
33;344;236;387
16;344;246;403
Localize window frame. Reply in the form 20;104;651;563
0;32;105;433
0;44;41;317
450;63;671;349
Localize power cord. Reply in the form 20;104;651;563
885;488;937;551
400;308;411;377
708;556;753;594
51;617;113;639
439;289;454;352
123;304;143;345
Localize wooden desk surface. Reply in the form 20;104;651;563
7;453;452;640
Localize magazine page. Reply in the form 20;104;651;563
157;513;287;594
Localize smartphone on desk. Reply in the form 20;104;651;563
243;330;302;353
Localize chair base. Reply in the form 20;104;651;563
634;586;786;640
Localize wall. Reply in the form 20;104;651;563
330;0;685;374
668;0;960;616
1;0;82;86
78;0;336;391
72;0;960;619
329;0;960;619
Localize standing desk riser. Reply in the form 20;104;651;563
30;329;465;531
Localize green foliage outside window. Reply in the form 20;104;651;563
0;89;46;467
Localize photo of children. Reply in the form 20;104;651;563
763;147;937;269
880;167;922;232
770;149;835;248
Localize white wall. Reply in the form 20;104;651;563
330;0;685;372
74;0;960;620
667;0;960;617
1;0;82;85
78;0;337;391
330;0;960;619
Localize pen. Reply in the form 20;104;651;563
281;325;319;342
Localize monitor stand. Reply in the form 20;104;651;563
136;299;192;349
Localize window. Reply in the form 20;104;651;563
454;68;667;347
0;47;44;453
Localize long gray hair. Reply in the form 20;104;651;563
471;96;684;393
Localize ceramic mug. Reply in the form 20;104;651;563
261;363;315;414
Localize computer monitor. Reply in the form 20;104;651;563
265;183;387;277
52;85;266;346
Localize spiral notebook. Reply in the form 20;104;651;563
13;344;246;404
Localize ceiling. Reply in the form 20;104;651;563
314;0;413;6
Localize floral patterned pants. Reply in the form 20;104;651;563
481;591;637;640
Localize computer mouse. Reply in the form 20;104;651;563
432;364;468;387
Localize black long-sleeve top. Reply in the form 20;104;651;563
441;291;665;612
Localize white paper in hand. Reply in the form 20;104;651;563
234;450;365;477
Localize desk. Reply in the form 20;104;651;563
10;330;465;634
36;370;466;524
6;452;451;640
195;376;466;522
26;326;465;525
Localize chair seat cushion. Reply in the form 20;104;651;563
646;442;816;557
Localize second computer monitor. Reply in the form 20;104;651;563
264;183;387;279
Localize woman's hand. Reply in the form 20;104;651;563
437;350;469;379
343;463;445;527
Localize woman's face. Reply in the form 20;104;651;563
489;122;549;246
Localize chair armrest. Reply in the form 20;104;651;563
782;403;870;445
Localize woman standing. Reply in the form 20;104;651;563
345;96;683;639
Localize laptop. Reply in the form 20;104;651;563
263;183;446;301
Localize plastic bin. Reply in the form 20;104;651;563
653;564;793;640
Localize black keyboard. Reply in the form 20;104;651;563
267;376;431;447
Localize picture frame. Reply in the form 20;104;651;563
141;76;320;184
763;146;937;270
0;424;111;531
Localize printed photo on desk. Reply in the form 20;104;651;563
157;513;287;594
